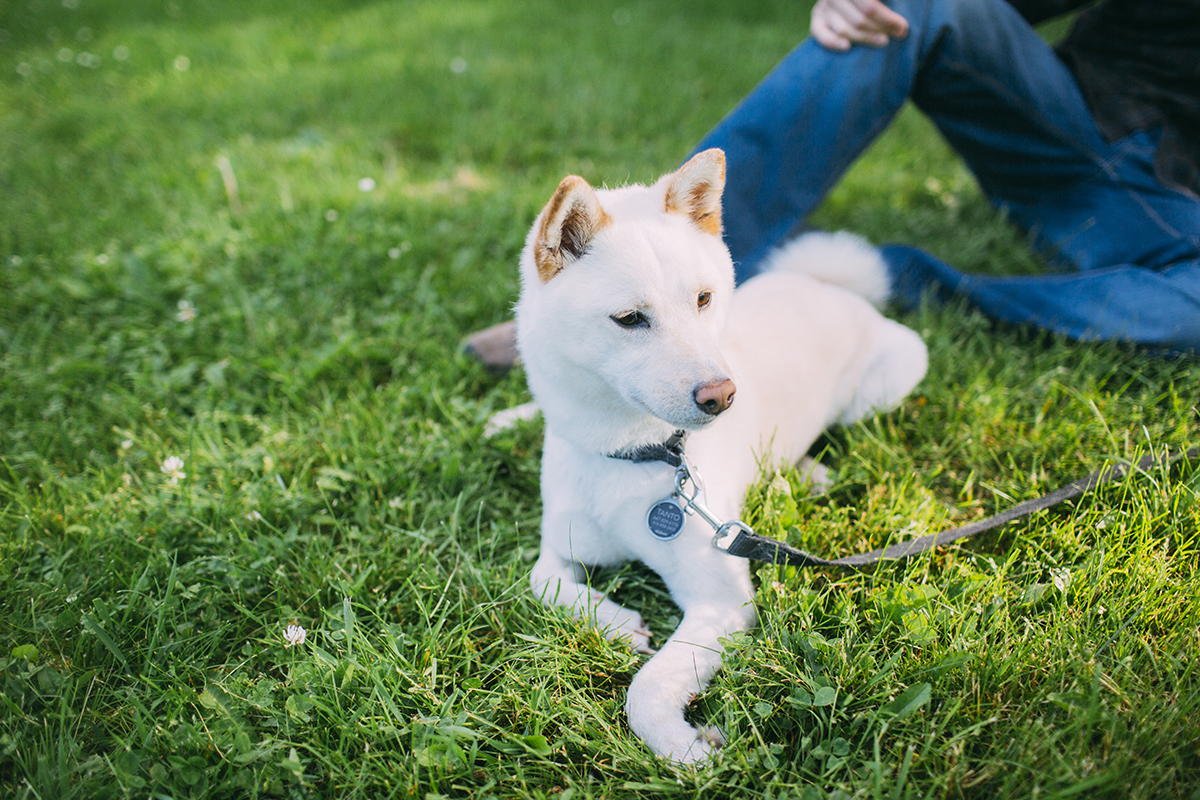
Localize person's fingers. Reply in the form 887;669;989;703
861;0;909;39
810;13;853;50
811;0;908;50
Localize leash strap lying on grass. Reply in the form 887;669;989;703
717;447;1199;569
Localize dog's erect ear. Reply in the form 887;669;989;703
663;148;725;236
534;175;611;283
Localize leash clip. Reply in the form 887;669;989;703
711;520;754;552
671;454;757;551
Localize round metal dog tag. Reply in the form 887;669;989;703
646;497;686;540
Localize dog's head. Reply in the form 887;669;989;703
515;149;738;452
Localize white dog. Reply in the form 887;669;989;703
513;149;927;762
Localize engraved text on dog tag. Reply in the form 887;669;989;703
646;497;686;540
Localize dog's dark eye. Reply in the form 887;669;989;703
612;310;648;329
697;291;712;310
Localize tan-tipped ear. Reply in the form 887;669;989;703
533;175;611;282
663;148;725;236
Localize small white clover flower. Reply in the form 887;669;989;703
388;497;403;509
245;510;263;522
161;455;186;485
175;299;197;322
283;624;307;648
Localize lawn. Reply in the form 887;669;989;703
1;0;1198;797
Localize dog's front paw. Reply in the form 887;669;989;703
608;615;654;654
622;625;655;655
592;591;655;653
658;725;725;764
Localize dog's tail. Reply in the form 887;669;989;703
758;231;891;308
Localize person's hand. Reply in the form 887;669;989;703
810;0;909;51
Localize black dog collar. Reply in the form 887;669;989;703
607;429;688;468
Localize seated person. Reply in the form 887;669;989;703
466;0;1199;368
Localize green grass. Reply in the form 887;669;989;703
2;0;1198;797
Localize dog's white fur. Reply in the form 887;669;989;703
514;150;927;762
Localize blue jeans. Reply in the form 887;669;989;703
691;0;1200;351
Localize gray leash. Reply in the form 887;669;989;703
636;444;1198;569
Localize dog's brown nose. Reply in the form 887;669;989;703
694;379;736;416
